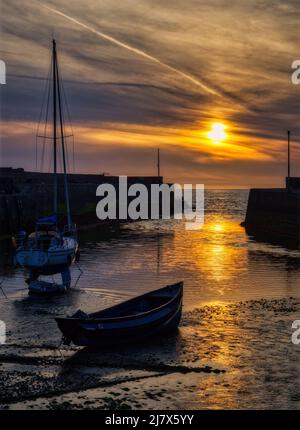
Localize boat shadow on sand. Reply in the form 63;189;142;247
58;328;222;378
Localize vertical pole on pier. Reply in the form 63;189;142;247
287;130;291;179
157;148;160;178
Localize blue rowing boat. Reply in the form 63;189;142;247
55;282;183;347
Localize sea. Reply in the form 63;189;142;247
1;189;300;345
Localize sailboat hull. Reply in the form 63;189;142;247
15;236;78;273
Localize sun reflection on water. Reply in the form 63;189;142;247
172;216;247;287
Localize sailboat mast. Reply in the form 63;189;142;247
56;55;72;229
56;66;72;230
52;39;58;216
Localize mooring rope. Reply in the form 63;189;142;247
73;262;83;288
55;338;65;360
0;277;7;299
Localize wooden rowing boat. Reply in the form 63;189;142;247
55;282;183;347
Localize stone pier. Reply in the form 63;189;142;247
0;168;163;237
244;177;300;248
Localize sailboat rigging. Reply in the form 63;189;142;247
14;40;79;295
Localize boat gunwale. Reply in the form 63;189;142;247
55;281;183;324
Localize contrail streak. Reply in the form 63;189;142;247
41;4;220;97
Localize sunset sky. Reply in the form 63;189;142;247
1;0;300;187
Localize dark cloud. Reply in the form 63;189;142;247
1;0;300;186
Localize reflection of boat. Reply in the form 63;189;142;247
55;282;183;347
14;40;78;293
28;279;68;296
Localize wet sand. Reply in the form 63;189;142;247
1;296;300;410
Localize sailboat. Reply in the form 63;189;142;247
15;40;79;294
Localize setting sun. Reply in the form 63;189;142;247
208;123;227;143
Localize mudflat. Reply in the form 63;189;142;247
0;296;299;410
